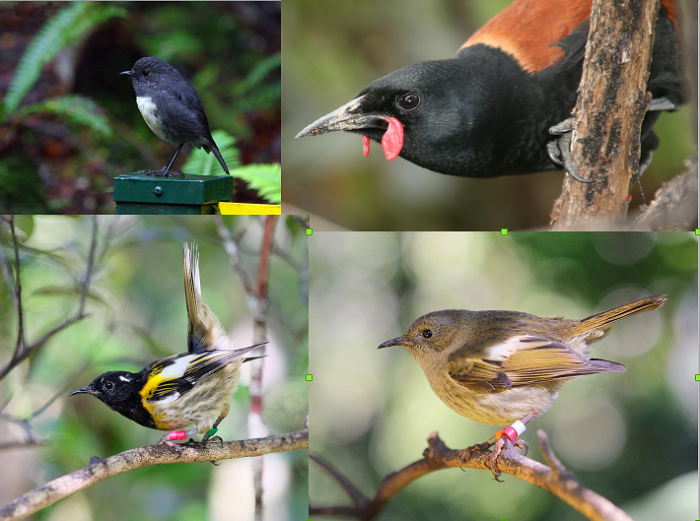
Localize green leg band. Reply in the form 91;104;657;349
206;428;218;437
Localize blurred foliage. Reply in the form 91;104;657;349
308;231;697;520
3;2;126;115
230;163;282;205
183;130;240;177
0;2;280;213
0;216;308;521
283;0;696;230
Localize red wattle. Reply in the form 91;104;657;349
363;135;370;157
380;116;404;161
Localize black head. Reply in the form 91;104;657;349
71;371;140;407
120;57;184;88
297;48;555;178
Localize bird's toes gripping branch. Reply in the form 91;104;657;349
460;420;529;481
547;118;594;184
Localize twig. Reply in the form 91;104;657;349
213;215;258;299
311;430;632;521
0;428;309;521
0;217;98;380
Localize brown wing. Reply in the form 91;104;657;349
459;0;593;73
449;335;624;391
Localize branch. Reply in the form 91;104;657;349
0;216;98;380
551;0;661;229
0;428;308;521
214;215;258;299
311;430;632;521
251;216;277;520
634;156;698;229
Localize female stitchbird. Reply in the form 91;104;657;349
379;295;666;478
71;243;264;447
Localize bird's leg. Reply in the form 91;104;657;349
460;412;538;481
158;428;198;454
548;95;677;186
546;118;593;184
140;143;185;176
201;415;227;446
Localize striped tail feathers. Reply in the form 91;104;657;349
574;295;667;337
183;242;229;354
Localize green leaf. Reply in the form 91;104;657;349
18;95;112;137
229;163;281;204
182;130;240;175
3;2;127;115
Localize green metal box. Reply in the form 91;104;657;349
114;173;233;214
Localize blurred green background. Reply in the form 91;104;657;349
309;231;697;520
0;215;308;521
1;2;281;213
283;0;696;230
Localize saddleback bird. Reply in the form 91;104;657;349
296;0;683;183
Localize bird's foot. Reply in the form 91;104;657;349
158;429;198;455
458;440;492;472
547;118;593;184
200;427;224;446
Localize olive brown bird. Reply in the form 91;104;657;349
379;295;666;479
297;0;682;183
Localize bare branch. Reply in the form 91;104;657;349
311;430;632;521
0;217;99;380
0;428;308;521
214;215;258;299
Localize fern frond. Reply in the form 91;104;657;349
19;95;112;137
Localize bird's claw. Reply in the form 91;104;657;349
547;118;594;184
157;436;184;456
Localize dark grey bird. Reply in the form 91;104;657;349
121;57;230;176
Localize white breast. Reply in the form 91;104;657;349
136;96;170;143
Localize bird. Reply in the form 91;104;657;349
296;0;683;183
71;243;262;449
378;295;666;479
121;57;230;176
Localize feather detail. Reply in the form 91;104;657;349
183;242;230;354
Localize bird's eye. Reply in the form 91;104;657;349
143;69;149;77
422;329;433;339
104;381;114;390
399;93;420;110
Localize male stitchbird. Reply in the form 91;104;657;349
71;243;263;447
379;295;666;479
121;57;230;176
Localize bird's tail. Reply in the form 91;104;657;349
184;242;228;353
206;143;230;175
574;295;667;337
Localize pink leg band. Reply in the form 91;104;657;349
169;430;187;441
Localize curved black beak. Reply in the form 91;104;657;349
70;385;96;397
120;70;134;77
295;95;387;138
378;336;405;349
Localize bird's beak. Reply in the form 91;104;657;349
378;336;405;349
70;385;96;397
120;70;134;77
295;95;387;138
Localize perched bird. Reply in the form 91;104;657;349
297;0;682;182
379;295;666;479
121;57;230;176
71;243;262;448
